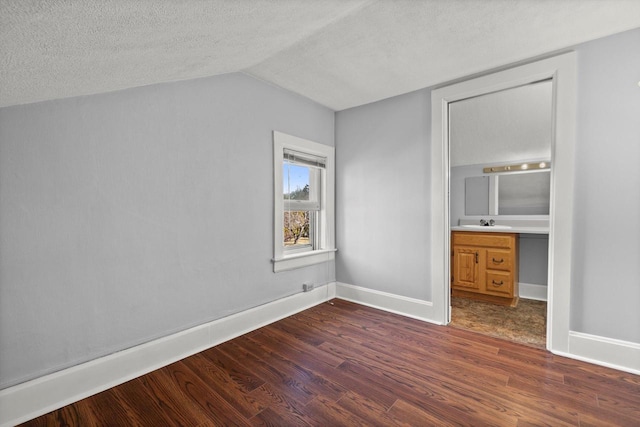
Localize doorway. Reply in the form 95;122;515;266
447;81;551;347
429;53;577;353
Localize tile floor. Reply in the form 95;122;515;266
449;297;547;348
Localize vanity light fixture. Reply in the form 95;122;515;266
483;161;551;173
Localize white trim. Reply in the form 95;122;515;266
0;284;337;427
335;282;439;324
273;131;336;272
272;248;337;272
430;82;451;325
430;52;577;354
552;332;640;375
518;282;548;301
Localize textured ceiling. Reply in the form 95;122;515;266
1;0;640;110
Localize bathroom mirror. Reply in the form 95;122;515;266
465;170;550;216
465;176;489;215
498;171;550;215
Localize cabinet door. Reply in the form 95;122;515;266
453;247;480;291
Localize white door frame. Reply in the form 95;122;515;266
430;52;577;353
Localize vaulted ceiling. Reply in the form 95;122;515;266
2;0;639;110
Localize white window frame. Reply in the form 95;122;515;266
273;131;336;272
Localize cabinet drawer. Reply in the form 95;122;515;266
485;271;513;297
486;249;513;271
452;232;515;249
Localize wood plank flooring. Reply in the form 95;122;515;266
20;299;640;426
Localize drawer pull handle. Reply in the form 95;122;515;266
491;280;504;286
492;258;504;264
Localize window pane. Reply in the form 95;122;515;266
283;211;311;247
283;163;310;201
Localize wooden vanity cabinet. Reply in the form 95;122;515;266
451;231;519;306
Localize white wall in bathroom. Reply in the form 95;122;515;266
449;80;552;168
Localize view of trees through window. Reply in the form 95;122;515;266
284;161;312;247
284;184;310;246
284;211;310;246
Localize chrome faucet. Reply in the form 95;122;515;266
480;219;495;226
480;219;488;226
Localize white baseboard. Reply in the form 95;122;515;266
0;283;336;427
335;282;439;324
555;331;640;375
518;282;548;301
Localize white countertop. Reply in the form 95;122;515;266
450;225;549;234
452;219;549;235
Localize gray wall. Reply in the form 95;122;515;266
518;234;549;288
571;28;640;343
0;72;335;389
335;90;431;300
336;28;639;344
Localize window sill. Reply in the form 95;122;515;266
272;248;337;273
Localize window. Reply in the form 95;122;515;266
273;131;335;272
283;150;322;253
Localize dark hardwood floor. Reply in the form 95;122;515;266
21;299;640;426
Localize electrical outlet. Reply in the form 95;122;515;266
303;283;314;292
